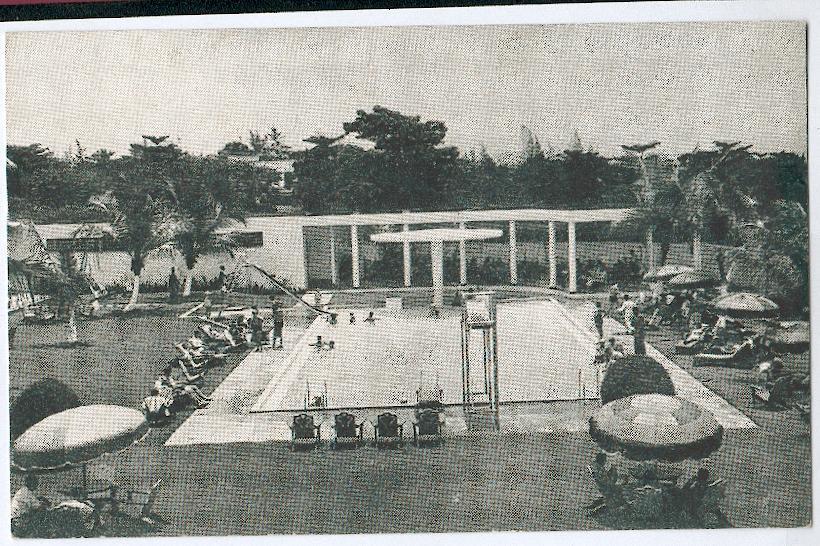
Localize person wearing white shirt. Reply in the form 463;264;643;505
11;475;46;533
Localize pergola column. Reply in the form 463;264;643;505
567;221;577;293
402;224;412;287
548;221;557;287
508;220;518;285
329;226;338;286
430;240;445;308
458;221;467;285
351;224;360;288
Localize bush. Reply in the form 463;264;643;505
600;356;675;405
10;379;82;440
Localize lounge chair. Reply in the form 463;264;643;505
693;338;756;369
84;479;164;527
675;325;714;355
289;413;321;451
372;412;404;448
752;376;795;410
331;412;364;449
413;408;444;447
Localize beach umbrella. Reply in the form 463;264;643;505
12;405;149;483
667;270;719;289
589;394;723;462
710;292;779;319
643;264;694;282
770;321;810;353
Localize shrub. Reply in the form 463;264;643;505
10;379;82;440
600;355;675;405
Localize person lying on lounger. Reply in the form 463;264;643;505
155;373;211;408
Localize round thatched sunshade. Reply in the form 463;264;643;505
710;292;779;319
12;405;149;471
589;394;723;462
771;321;810;353
643;264;694;282
667;270;719;289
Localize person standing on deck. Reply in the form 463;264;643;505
593;302;605;340
272;306;285;349
633;310;646;355
618;294;637;333
168;267;180;304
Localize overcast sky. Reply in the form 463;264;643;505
5;21;807;158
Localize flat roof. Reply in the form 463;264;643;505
370;227;503;243
297;208;633;227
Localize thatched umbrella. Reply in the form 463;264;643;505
667;270;719;290
710;292;779;319
589;394;723;462
770;321;810;353
644;264;694;282
12;405;149;489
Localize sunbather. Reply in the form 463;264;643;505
156;374;210;408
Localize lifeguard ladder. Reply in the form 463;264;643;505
460;291;500;431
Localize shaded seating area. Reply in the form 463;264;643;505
289;414;322;451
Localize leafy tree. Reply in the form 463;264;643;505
341;106;459;211
218;141;253;156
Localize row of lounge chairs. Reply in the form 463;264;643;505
289;410;445;451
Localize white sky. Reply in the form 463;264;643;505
4;21;807;158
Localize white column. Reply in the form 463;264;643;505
329;226;337;286
548;221;557;287
402;224;411;287
693;230;702;270
458;221;467;285
350;224;360;288
430;240;444;308
646;228;655;271
509;220;518;285
567;222;577;293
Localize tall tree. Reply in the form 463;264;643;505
167;156;245;296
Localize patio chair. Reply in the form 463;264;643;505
289;413;321;451
413;408;444;447
331;412;364;449
83;479;164;527
372;412;404;449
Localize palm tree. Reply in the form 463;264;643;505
88;189;178;311
166;157;245;297
13;251;89;344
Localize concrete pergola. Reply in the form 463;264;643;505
300;208;635;294
371;227;503;307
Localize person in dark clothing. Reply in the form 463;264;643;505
168;267;180;304
249;307;266;350
633;310;646;355
216;265;226;291
272;307;285;349
593;302;605;340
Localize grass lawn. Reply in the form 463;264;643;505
7;294;813;536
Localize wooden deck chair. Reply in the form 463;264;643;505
331;412;364;449
413;408;444;447
372;412;404;449
289;413;321;451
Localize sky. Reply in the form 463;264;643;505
5;21;807;159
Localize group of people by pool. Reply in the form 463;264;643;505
310;310;380;351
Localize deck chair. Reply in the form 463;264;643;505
413;408;444;447
372;412;404;448
752;376;793;410
84;479;164;527
289;413;321;451
331;412;364;449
